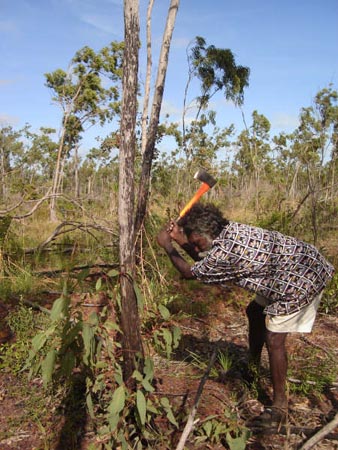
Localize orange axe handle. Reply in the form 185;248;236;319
178;182;210;220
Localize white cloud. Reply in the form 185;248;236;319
272;113;299;130
0;114;20;126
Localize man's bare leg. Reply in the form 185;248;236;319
246;300;266;366
265;330;288;410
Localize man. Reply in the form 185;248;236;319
157;203;334;426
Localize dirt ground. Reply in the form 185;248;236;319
0;284;337;449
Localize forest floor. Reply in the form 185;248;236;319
0;282;338;450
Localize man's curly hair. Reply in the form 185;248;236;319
178;203;229;239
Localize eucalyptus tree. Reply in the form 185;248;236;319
232;110;272;213
118;0;180;382
119;0;143;384
134;0;180;235
182;36;250;157
22;127;58;184
287;85;338;243
0;126;25;200
45;42;123;220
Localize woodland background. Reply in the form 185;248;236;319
0;1;337;448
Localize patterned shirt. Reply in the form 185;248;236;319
191;222;335;316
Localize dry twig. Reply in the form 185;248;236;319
175;348;218;450
299;412;338;450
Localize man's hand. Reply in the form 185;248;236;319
167;221;188;246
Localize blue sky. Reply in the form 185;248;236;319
1;0;337;155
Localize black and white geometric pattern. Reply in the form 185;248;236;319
191;222;335;316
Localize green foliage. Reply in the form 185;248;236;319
319;273;338;315
289;346;337;396
0;301;47;375
151;301;182;359
23;275;181;449
190;36;250;107
194;412;250;449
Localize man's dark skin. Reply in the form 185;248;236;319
157;221;288;416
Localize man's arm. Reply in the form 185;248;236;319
157;229;196;279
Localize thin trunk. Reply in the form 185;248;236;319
135;0;180;235
74;146;80;198
141;0;155;156
119;0;144;385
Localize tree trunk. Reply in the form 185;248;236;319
119;0;144;385
140;0;155;156
74;145;80;199
134;0;180;235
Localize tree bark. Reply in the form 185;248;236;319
140;0;155;156
134;0;180;235
119;0;144;384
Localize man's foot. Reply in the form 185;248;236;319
246;406;287;428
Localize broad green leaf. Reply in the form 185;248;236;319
141;378;154;393
132;370;143;382
50;296;68;321
143;357;154;381
162;328;172;346
108;412;120;431
41;349;56;386
172;325;182;348
107;269;120;277
133;281;144;310
158;304;170;320
31;333;48;352
95;277;102;291
161;397;178;427
226;431;250;450
82;323;95;365
160;397;170;408
86;392;95;419
108;385;125;415
136;390;146;426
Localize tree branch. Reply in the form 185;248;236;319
175;348;217;450
299;412;338;450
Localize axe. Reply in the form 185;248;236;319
177;168;217;222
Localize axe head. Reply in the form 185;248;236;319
194;168;217;188
177;168;217;221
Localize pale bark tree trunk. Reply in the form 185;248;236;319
50;122;68;221
119;0;144;384
0;148;6;201
140;0;155;156
135;0;180;235
74;145;80;199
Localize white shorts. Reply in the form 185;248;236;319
254;292;323;333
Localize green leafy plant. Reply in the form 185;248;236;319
319;273;338;315
153;303;182;359
0;300;47;374
24;276;180;449
289;346;337;396
194;412;250;449
187;349;234;379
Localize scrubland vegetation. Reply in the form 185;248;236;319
0;25;337;449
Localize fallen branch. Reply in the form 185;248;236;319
299;412;338;450
300;335;337;357
288;377;338;388
22;299;51;315
175;348;218;450
34;262;120;277
24;221;118;254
